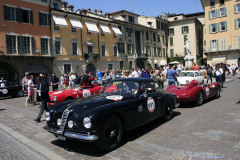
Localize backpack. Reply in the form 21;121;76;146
207;67;212;75
82;74;89;82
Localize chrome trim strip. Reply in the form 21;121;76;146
64;132;98;141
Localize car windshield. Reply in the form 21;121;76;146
100;81;139;95
179;72;195;77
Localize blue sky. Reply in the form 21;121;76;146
65;0;204;16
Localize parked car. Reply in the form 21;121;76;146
177;71;204;86
48;84;102;107
92;78;111;86
0;81;24;98
166;80;220;106
45;78;178;152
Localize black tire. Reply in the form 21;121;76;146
162;100;174;121
17;90;24;97
95;116;123;152
215;86;221;99
195;92;203;106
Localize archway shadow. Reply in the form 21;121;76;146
50;111;181;157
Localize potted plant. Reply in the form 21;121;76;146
91;54;99;60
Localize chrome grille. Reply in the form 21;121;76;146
59;110;69;134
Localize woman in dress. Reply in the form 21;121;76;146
25;75;37;107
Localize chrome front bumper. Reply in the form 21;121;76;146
45;126;98;141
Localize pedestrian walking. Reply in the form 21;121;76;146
141;67;151;78
25;75;37;107
34;76;50;123
193;62;199;71
50;73;60;91
215;67;222;84
166;64;178;86
206;64;213;84
131;68;139;78
22;72;32;104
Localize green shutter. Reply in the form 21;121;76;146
238;36;240;48
217;23;220;32
182;27;184;34
173;29;174;35
216;9;219;17
170;49;174;57
225;7;227;16
184;35;187;44
234;4;237;13
209;24;211;33
208;11;211;19
225;21;228;31
216;40;219;51
170;37;173;46
235;19;238;29
187;26;189;33
184;47;187;55
210;41;212;51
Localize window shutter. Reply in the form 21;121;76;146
184;35;187;44
49;38;53;55
182;27;184;34
216;40;219;51
173;29;174;35
30;10;33;24
48;14;51;26
225;21;228;31
184;47;187;55
225;7;227;16
234;4;237;14
217;9;220;18
209;24;211;33
235;19;238;29
187;26;189;33
216;9;218;17
17;36;22;54
4;5;9;20
16;8;23;22
238;36;240;49
6;35;10;53
31;37;35;54
217;23;220;32
210;41;212;51
170;37;173;46
208;11;211;19
39;12;42;25
221;39;223;50
40;38;44;54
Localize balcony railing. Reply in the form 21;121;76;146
135;53;148;59
84;53;100;61
204;45;240;54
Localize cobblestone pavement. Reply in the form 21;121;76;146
0;128;46;160
0;77;239;160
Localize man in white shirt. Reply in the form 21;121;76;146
131;68;139;78
0;77;6;88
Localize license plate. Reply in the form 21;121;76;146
57;135;66;141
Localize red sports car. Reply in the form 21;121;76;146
166;80;220;106
48;84;102;107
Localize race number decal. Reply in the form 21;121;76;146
83;90;91;97
147;97;155;113
2;89;8;94
106;95;123;101
206;87;210;96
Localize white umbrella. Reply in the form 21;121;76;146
169;61;179;64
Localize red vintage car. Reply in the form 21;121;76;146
48;84;102;107
166;80;220;106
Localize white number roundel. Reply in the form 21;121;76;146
83;90;91;97
147;97;155;113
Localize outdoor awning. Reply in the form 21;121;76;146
100;24;111;34
52;15;68;27
160;60;167;65
112;26;122;35
147;60;152;64
85;21;99;33
85;42;96;46
212;57;226;65
154;60;158;64
70;19;83;29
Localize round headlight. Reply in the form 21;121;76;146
68;120;73;128
45;112;50;121
54;96;57;102
57;119;62;126
83;117;92;129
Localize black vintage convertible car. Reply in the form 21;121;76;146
45;78;178;152
0;81;24;98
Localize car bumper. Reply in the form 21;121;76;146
44;126;99;141
48;101;57;107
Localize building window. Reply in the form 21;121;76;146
210;40;218;51
40;38;49;55
114;45;118;56
129;61;132;69
211;23;216;33
146;31;149;40
129;16;135;23
170;37;173;46
4;6;16;21
22;36;31;54
154;47;157;56
163;48;165;57
220;8;226;17
220;22;227;31
146;46;151;56
54;22;60;30
72;26;76;33
161;23;165;31
221;39;226;50
153;33;156;41
157;34;160;42
170;49;174;57
236;4;240;13
184;35;188;44
210;0;215;8
211;10;216;19
127;44;133;54
87;29;91;35
108;64;113;70
39;12;50;26
220;0;224;5
21;9;33;24
64;64;71;74
6;35;17;54
157;48;162;56
157;21;161;30
72;42;78;55
162;35;165;42
182;26;189;34
101;44;106;56
118;26;122;32
118;43;125;53
126;27;132;37
55;40;61;54
120;61;123;69
169;28;174;36
88;46;93;53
